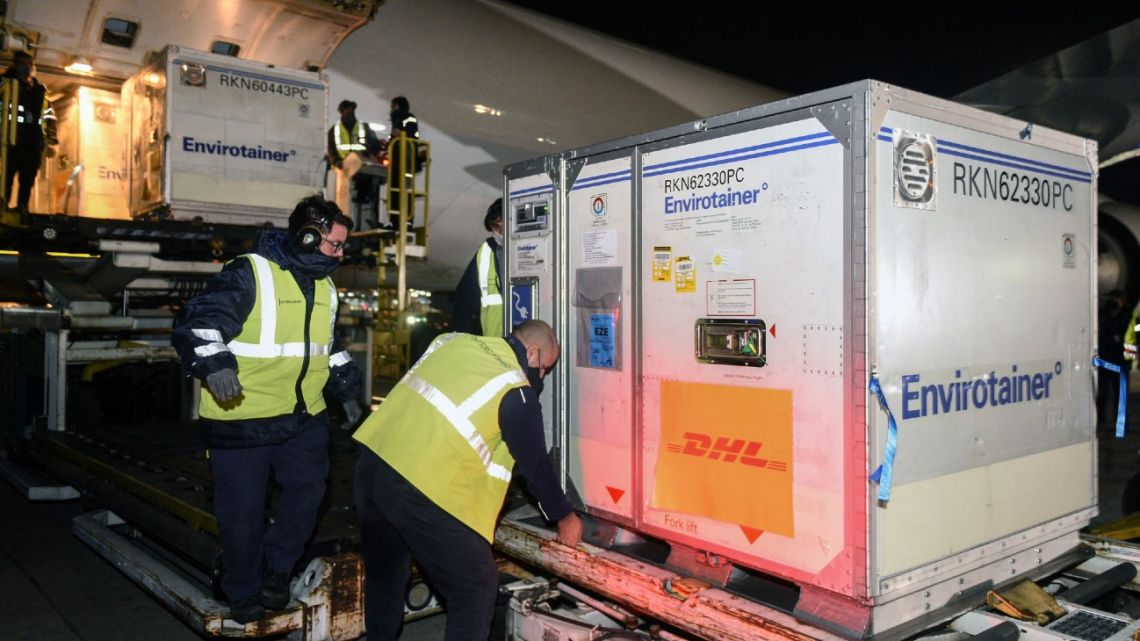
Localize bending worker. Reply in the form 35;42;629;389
453;197;504;336
172;195;363;624
354;320;582;641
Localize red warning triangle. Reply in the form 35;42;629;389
769;324;777;338
740;526;764;544
605;486;626;504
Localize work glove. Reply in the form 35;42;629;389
205;368;242;402
341;399;364;430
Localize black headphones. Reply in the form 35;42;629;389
287;197;339;252
294;216;330;252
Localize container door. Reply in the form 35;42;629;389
506;171;558;445
125;61;167;217
636;109;859;596
564;155;634;521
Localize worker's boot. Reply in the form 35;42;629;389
260;570;291;610
228;595;264;624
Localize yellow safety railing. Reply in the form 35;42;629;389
372;131;430;380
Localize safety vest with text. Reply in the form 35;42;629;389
333;120;368;158
199;254;337;420
354;333;528;541
477;240;503;337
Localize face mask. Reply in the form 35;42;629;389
525;363;545;396
13;63;30;80
492;230;503;246
292;250;341;278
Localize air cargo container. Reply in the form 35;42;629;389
121;45;328;226
40;86;129;219
501;79;1098;639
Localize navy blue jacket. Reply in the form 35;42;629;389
500;336;573;522
172;230;362;448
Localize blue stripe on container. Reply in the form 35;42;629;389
643;132;833;173
509;185;554;197
644;138;839;178
576;169;630;182
571;176;632;191
938;147;1092;183
938;139;1090;178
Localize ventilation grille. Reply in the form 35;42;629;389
893;132;937;209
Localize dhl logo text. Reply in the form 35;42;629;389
666;432;788;472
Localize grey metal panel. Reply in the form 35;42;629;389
547;80;875;164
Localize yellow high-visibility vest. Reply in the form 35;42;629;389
333;121;368;158
354;333;528;541
476;241;503;337
198;254;337;419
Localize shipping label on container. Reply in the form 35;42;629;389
652;381;794;536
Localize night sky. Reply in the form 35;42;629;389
505;2;1140;204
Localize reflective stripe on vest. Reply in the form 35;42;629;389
354;334;528;540
198;254;335;419
334;121;367;156
403;371;521;482
477;242;503;337
400;115;419;137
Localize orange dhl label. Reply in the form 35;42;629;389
667;431;788;472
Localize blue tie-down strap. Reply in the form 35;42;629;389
1092;357;1128;439
868;376;899;503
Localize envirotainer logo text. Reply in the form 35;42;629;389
901;361;1061;420
181;137;295;163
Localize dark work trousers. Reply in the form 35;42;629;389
354;449;499;641
4;144;42;210
208;420;329;601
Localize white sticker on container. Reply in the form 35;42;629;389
514;237;549;275
706;279;755;316
710;248;742;273
582;228;618;266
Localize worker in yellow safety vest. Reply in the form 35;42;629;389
327;99;382;226
326;99;381;166
353;321;581;641
172;195;364;624
1;50;57;224
453;198;504;336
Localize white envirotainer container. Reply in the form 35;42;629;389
502;80;1098;640
121;45;328;226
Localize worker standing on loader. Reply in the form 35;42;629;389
327;99;382;228
172;195;364;624
1;50;57;225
